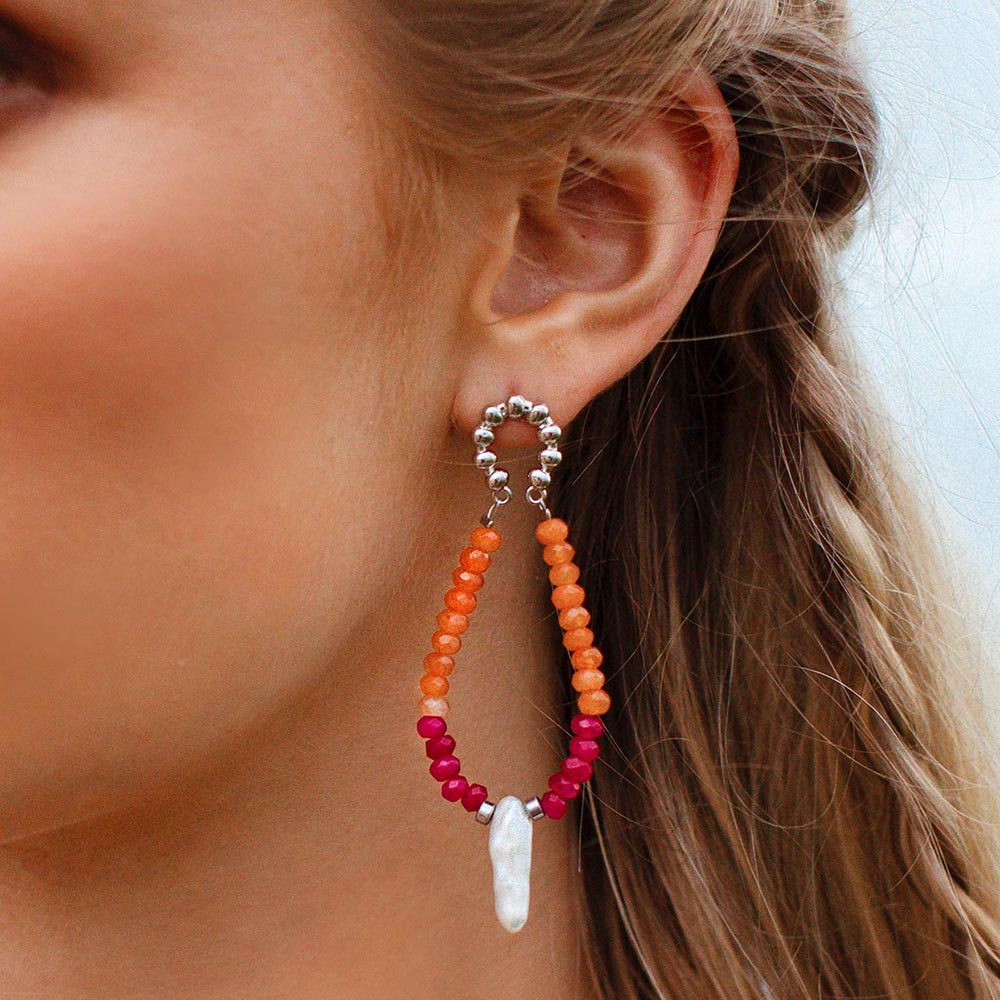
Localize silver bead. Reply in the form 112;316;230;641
506;394;531;419
475;451;497;470
484;404;506;426
527;403;550;426
540;448;562;469
488;469;509;490
474;426;495;447
528;469;551;489
539;423;561;445
524;796;545;821
476;800;496;825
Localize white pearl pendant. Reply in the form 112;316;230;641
487;795;533;932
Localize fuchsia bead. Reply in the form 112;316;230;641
441;777;469;802
461;783;489;811
417;715;447;739
540;791;568;819
569;737;600;762
425;734;457;759
570;713;604;739
561;756;593;783
548;773;581;800
429;755;461;781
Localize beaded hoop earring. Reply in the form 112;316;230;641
415;394;611;933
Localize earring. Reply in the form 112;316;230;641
415;394;611;934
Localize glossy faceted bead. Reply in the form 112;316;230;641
569;737;600;762
436;609;470;635
549;562;580;586
452;568;484;592
542;542;575;566
540;791;568;819
425;734;457;759
431;631;461;655
430;755;462;781
571;668;605;692
571;713;604;739
419;695;449;716
563;627;594;652
459;547;491;574
420;673;449;697
577;689;611;716
535;518;569;545
470;525;502;553
562;756;594;783
559;606;590;630
417;715;447;739
572;646;604;671
548;773;581;800
424;652;455;677
551;584;585;610
461;783;489;812
441;776;469;802
444;587;477;615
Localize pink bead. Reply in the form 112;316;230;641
461;783;489;812
571;714;604;739
417;716;447;739
441;777;469;802
569;737;600;762
425;734;457;759
429;755;461;781
561;756;594;783
540;791;568;819
548;773;581;799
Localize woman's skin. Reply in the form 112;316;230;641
0;1;737;996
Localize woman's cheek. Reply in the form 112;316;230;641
0;98;402;839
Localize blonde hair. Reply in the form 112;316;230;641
346;2;1000;996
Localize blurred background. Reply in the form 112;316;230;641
842;0;1000;721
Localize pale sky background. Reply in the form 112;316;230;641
841;0;1000;717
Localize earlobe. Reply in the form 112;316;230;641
452;67;738;446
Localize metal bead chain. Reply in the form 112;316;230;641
474;393;563;527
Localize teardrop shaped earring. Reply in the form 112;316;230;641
415;394;611;934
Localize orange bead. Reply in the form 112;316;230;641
578;689;611;715
551;583;585;609
419;695;449;716
452;568;484;592
420;673;449;697
424;652;455;676
437;609;469;635
460;547;491;574
562;627;594;652
470;525;502;553
445;588;477;614
431;631;461;655
572;646;604;671
549;562;580;586
559;605;590;630
535;517;569;545
571;669;605;692
542;542;575;566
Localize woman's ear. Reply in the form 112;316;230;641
451;67;739;448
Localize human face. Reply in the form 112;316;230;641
0;0;456;841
